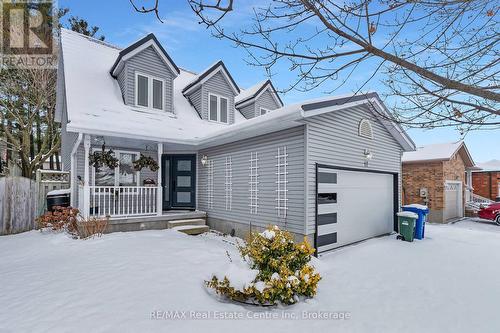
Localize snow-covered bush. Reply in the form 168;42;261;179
36;206;79;232
37;207;108;239
206;225;321;305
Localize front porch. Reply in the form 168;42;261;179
72;134;201;224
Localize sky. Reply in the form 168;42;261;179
59;0;499;164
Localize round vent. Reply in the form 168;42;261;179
358;119;373;139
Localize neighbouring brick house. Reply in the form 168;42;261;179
472;160;500;202
402;141;476;223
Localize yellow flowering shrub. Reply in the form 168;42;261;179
206;226;321;305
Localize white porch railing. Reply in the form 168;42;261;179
79;186;158;218
466;193;494;211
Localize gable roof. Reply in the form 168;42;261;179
182;60;240;95
110;33;180;77
235;80;283;108
402;141;475;168
474;159;500;172
299;92;415;152
58;30;414;152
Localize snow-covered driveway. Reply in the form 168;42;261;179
1;221;500;333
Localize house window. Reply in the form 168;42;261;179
208;93;229;123
135;72;164;110
260;107;269;115
93;150;140;186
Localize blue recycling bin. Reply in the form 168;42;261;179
402;204;429;240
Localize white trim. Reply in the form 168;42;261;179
276;146;288;218
208;92;229;124
92;149;141;187
225;156;232;211
207;159;214;209
236;82;283;109
112;39;179;77
156;143;163;216
183;66;239;96
134;71;166;111
70;133;83;207
249;152;259;214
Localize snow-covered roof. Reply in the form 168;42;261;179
58;29;246;144
402;141;475;167
474;159;500;172
181;60;240;95
57;29;414;151
235;80;283;108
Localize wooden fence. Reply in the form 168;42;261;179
0;177;37;235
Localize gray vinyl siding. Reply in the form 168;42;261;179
116;45;175;113
304;104;403;235
117;66;127;103
201;71;236;124
238;103;256;119
198;126;306;235
255;89;281;115
186;87;202;117
237;88;281;119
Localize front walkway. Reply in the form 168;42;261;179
1;221;499;332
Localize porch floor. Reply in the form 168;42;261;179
105;210;207;233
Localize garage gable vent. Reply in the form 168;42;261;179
358;119;373;139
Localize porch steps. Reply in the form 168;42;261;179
168;219;206;228
172;224;209;235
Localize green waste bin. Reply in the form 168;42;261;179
397;211;418;242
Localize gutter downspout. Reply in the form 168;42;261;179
70;133;83;207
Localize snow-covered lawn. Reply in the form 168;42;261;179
1;220;500;333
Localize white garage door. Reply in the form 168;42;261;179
444;181;463;221
316;166;395;253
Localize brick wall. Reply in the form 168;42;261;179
473;171;500;201
402;154;467;223
402;161;444;209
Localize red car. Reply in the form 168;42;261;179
478;202;500;225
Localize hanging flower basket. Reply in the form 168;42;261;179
88;144;119;172
133;154;159;172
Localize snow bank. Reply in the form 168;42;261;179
2;222;500;332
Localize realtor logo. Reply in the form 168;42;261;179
0;0;57;68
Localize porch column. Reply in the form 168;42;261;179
465;169;473;202
157;143;163;216
83;134;91;219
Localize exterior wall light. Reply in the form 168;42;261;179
201;155;208;166
363;149;373;160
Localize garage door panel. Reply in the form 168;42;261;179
316;166;395;253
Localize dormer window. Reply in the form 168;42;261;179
260;107;269;115
209;93;228;123
135;72;165;110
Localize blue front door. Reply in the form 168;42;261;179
162;155;196;210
